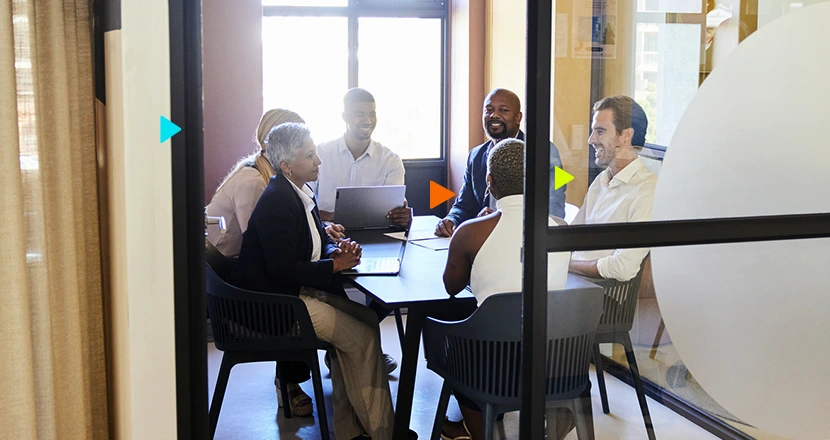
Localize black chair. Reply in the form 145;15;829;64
205;259;331;440
586;258;657;440
423;283;605;440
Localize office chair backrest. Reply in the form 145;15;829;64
425;286;604;405
593;257;648;335
204;263;321;352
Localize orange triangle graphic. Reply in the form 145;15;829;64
429;181;456;209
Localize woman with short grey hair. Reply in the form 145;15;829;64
206;111;327;417
230;123;402;440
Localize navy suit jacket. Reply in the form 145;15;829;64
228;173;346;297
445;131;566;226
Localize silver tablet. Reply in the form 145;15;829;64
333;185;406;230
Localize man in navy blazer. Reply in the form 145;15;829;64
435;88;566;236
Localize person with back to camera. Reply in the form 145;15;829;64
440;139;573;440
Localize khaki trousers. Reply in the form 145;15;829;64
300;290;394;440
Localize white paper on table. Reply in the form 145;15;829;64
383;231;407;241
407;228;439;241
409;237;451;251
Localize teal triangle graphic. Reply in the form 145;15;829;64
160;116;181;143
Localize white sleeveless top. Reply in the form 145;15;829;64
469;195;570;306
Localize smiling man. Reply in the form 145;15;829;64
313;88;412;229
435;88;566;236
568;95;657;281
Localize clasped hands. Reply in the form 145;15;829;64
331;238;362;272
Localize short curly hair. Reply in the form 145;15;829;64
487;138;525;197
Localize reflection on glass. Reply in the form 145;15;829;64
262;0;347;6
633;23;699;145
758;0;830;28
262;17;348;144
358;17;442;160
637;0;702;13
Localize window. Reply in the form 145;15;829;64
632;1;702;145
262;1;448;160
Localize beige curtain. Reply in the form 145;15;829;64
0;0;109;438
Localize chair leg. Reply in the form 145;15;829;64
430;383;452;440
571;398;591;440
579;383;596;440
276;363;292;419
592;345;610;414
209;354;235;439
394;308;405;350
622;334;656;440
309;354;331;440
483;403;495;440
649;319;665;359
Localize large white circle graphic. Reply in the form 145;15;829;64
651;3;830;439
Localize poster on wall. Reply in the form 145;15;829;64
572;0;617;59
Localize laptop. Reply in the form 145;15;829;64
343;238;407;276
333;185;406;231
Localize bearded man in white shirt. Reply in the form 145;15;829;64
568;95;658;281
313;88;412;228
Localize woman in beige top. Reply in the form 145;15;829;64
209;109;316;257
206;108;341;417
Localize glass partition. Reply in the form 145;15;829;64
549;1;830;438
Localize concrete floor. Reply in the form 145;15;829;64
208;314;721;440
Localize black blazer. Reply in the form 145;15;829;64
228;173;346;297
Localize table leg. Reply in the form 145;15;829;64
393;306;426;440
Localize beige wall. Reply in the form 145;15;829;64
448;0;486;195
104;0;177;438
202;0;264;203
485;0;591;205
485;0;528;103
552;0;600;205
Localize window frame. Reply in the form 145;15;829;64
262;0;449;163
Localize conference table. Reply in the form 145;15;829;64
345;216;476;439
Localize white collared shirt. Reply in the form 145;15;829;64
571;157;658;281
288;179;322;262
311;135;405;213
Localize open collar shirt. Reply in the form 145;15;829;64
571;157;657;281
311;135;405;213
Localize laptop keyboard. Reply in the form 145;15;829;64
355;257;400;273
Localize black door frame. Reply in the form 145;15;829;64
169;0;208;438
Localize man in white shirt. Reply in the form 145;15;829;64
313;88;412;228
569;95;657;281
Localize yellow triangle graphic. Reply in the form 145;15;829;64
554;166;574;190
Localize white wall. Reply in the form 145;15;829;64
104;1;177;438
